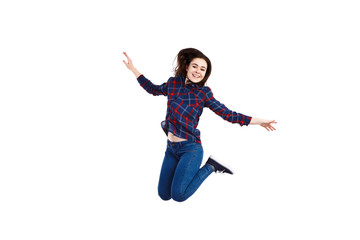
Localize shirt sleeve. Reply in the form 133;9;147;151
204;87;252;126
137;75;168;96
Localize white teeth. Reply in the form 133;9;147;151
193;74;200;78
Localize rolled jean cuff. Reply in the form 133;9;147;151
205;163;215;173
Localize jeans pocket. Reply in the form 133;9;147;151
183;142;202;153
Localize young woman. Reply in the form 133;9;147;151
123;48;276;202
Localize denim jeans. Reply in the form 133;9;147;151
158;140;214;202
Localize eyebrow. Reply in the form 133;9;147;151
191;63;207;69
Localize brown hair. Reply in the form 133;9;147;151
173;48;212;87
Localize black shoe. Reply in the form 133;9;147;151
206;155;233;174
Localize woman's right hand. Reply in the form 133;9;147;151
123;52;141;78
122;52;135;70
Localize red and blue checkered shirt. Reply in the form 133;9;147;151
137;74;252;143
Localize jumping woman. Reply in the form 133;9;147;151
123;48;276;202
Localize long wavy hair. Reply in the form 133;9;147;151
173;48;212;87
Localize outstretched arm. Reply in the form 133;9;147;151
205;87;252;126
205;87;277;131
123;52;142;78
122;52;168;96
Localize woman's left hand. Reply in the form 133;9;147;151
259;120;277;131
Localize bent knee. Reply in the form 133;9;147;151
171;192;187;202
158;190;171;201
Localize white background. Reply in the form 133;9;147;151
1;0;359;239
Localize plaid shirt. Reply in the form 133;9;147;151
137;74;252;143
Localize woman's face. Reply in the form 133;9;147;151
186;58;207;84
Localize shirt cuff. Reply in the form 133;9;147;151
243;116;252;126
137;74;146;85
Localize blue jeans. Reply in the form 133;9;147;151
158;140;214;202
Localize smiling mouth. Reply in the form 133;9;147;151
192;73;201;78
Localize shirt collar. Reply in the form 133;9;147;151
181;75;202;89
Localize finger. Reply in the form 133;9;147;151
123;52;131;62
122;53;129;63
123;52;129;61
